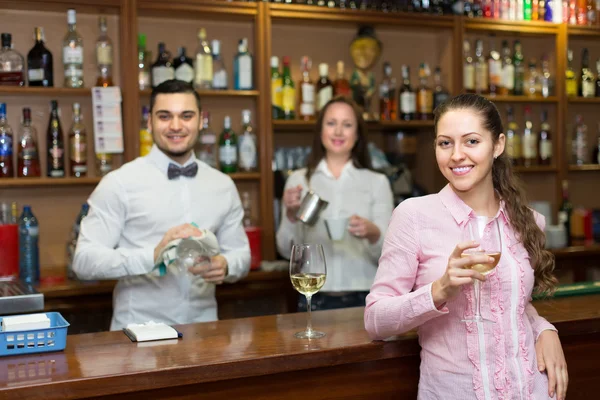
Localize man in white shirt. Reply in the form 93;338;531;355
73;80;251;331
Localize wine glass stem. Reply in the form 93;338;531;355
305;294;313;334
474;279;482;320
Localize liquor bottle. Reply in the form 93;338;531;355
579;48;595;98
416;63;433;120
0;103;14;178
282;56;296;120
18;205;40;285
299;56;315;121
233;38;253;90
194;28;212;90
565;49;578;97
238;110;258;172
499;40;514;95
524;0;533;19
525;58;541;97
271;56;283;120
558;180;573;246
69;103;87;177
513;40;525;95
27;27;53;87
219;116;238;173
433;67;450;110
333;61;351;97
577;0;588;24
588;0;597;25
63;9;84;88
474;39;489;95
138;34;150;90
399;65;416;121
592;122;600;164
517;0;525;20
538;110;552;166
196;111;216;168
316;63;334;113
596;58;600;97
541;55;552;98
505;106;522;166
173;47;194;84
211;40;227;90
379;62;397;121
0;33;25;86
572;114;588;165
522;106;538;167
532;0;539;19
151;43;174;88
95;16;113;87
139;106;152;157
463;40;475;93
47;100;65;178
488;38;502;96
17;108;41;178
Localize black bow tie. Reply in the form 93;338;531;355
167;162;198;180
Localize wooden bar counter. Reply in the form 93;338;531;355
2;294;600;399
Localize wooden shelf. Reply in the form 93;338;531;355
138;0;257;19
139;89;259;97
228;172;261;180
0;177;101;188
464;17;559;35
0;87;92;96
514;165;557;173
567;97;600;104
569;164;600;171
269;4;454;29
272;119;433;132
552;245;600;258
0;0;121;13
567;25;600;37
485;95;559;103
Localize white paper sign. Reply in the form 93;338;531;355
91;86;124;154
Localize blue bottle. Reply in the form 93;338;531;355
19;205;40;285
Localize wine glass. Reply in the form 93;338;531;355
461;216;502;323
289;243;327;339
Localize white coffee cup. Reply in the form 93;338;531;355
325;217;349;242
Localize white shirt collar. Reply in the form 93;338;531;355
146;145;197;176
314;158;356;179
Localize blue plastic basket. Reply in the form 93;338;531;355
0;312;69;357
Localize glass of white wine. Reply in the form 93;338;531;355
461;216;502;323
289;243;327;339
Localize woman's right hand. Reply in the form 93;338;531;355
431;241;494;308
283;184;303;222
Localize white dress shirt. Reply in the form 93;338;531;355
276;160;394;293
73;145;250;330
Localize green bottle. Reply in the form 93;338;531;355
513;41;525;96
218;116;238;174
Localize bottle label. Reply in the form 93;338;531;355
200;132;216;144
194;54;213;85
0;135;13;156
400;92;416;113
417;91;433;114
20;144;38;160
63;46;83;64
574;132;587;163
566;79;578;96
475;64;489;91
70;137;87;163
175;63;194;83
282;86;296;113
25;226;39;237
97;46;113;65
64;66;83;78
238;135;257;170
152;66;175;87
49;145;65;175
506;134;522;159
502;64;515;90
539;140;552;160
301;83;315;103
300;103;314;117
582;81;595;97
317;86;333;111
213;69;227;89
219;145;237;165
463;64;475;90
28;68;45;82
73;165;88;174
522;134;538;159
272;77;283;108
237;55;252;90
489;60;503;86
139;71;150;89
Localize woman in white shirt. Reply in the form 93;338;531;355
276;97;394;311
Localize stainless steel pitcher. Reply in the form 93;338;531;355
295;190;328;226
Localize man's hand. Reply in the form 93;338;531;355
153;223;203;262
188;254;228;284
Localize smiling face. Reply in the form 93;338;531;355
148;93;201;164
320;102;358;161
435;108;505;194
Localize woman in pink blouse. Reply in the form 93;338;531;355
365;94;568;400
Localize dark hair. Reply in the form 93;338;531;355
305;96;373;182
149;79;201;113
434;94;557;295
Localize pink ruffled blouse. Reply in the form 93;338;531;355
365;185;557;400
